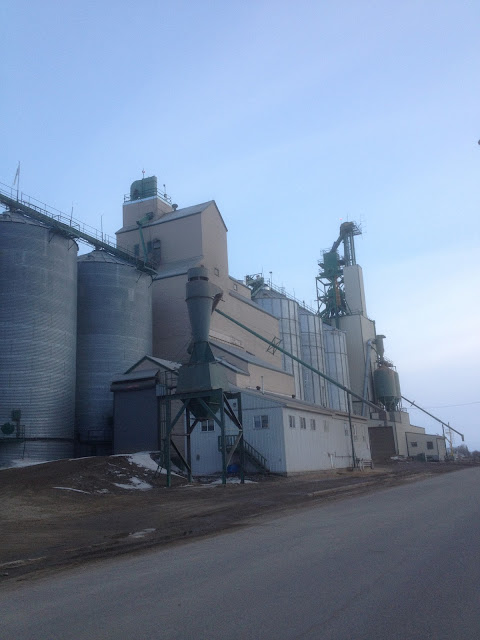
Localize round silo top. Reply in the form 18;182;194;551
77;249;134;267
0;210;49;228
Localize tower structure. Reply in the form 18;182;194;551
317;222;377;415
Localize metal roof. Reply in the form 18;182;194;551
153;256;204;280
210;340;289;375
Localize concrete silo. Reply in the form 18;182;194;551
75;250;153;455
0;211;78;463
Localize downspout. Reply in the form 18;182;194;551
361;339;373;417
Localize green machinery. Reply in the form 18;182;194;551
316;221;361;325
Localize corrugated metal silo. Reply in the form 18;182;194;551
299;309;327;406
0;211;78;464
323;324;350;412
75;250;153;455
254;293;304;400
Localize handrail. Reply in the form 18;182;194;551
219;434;268;470
0;181;157;274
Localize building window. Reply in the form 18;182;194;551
324;420;329;433
233;283;238;291
411;441;418;448
201;419;215;432
426;441;434;450
310;419;316;431
344;423;349;437
214;267;220;276
289;415;296;429
300;417;306;430
254;415;269;429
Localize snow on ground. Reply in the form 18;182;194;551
128;528;156;539
127;452;161;472
53;487;90;494
185;477;257;488
113;476;153;491
0;459;51;470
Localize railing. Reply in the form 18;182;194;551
218;434;268;471
0;181;155;272
124;188;172;205
247;274;317;314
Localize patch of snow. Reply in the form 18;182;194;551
53;487;90;494
128;528;156;539
96;489;110;494
210;477;256;485
114;476;152;491
127;452;160;472
184;477;256;487
0;459;50;470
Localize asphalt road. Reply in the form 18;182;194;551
2;467;480;639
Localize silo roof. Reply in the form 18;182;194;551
0;210;49;227
77;249;134;266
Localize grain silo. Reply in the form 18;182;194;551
323;324;350;412
299;308;327;406
75;250;153;455
253;292;304;400
0;211;78;463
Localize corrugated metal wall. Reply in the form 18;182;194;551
323;324;350;412
0;212;78;463
254;294;304;400
76;251;153;455
299;309;327;406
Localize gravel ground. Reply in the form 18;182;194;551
0;454;472;585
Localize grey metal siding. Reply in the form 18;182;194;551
323;324;350;412
0;212;77;463
75;251;153;454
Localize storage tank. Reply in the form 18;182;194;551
299;309;327;406
75;250;153;455
374;365;400;411
0;211;78;464
254;292;304;400
323;324;350;412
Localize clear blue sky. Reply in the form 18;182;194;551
2;1;479;448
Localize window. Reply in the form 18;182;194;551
289;415;296;429
254;415;269;429
411;441;418;448
323;420;329;433
344;423;349;437
310;419;316;431
353;425;358;441
426;441;434;450
214;267;220;276
201;419;215;432
233;283;238;291
300;417;306;430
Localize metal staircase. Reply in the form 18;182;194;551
219;434;269;473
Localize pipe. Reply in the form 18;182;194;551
215;308;380;412
361;339;373;417
401;395;464;441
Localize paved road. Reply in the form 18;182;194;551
2;467;480;639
